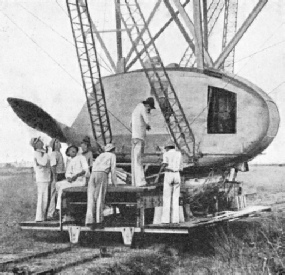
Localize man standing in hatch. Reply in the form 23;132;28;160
131;97;155;186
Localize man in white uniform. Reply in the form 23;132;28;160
47;138;65;220
30;137;51;222
161;143;183;224
55;145;89;211
85;143;117;225
131;97;155;186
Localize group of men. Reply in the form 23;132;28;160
30;137;117;225
31;96;184;225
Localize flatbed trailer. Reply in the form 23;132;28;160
20;185;271;246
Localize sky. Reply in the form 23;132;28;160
0;0;285;164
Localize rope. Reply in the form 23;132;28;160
234;38;285;64
19;3;74;47
18;3;113;74
268;81;285;95
1;11;82;87
108;110;132;133
2;9;131;134
222;21;285;91
55;0;69;16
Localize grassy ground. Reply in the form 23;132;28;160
1;165;285;274
0;168;69;256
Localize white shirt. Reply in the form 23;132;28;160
82;151;93;168
50;151;65;174
65;155;89;184
33;150;51;182
162;149;183;172
92;152;116;174
131;103;150;140
92;152;117;185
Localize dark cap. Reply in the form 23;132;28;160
142;97;156;109
65;145;79;157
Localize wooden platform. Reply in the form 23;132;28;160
20;182;272;245
19;205;271;245
20;205;271;232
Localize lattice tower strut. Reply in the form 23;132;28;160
66;0;112;147
222;0;238;73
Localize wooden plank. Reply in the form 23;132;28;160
146;205;271;229
20;204;270;234
62;185;157;194
20;221;60;227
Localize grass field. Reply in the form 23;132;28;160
1;165;285;274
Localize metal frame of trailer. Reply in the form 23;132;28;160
20;185;271;246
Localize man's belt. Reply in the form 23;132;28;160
165;168;180;173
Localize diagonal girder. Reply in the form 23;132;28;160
124;0;162;65
126;0;191;71
172;0;213;67
116;0;196;162
215;0;268;70
179;0;224;67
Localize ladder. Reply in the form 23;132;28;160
116;0;196;161
222;0;238;73
66;0;112;147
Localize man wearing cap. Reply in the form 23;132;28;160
161;143;183;224
55;145;89;212
47;138;65;220
80;136;93;173
30;137;51;222
86;143;117;226
131;97;155;186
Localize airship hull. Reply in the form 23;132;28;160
8;68;279;168
71;68;279;167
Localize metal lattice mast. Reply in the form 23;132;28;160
179;48;196;67
179;0;224;68
66;0;112;146
207;0;225;34
222;0;238;73
116;0;196;161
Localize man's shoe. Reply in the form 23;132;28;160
53;211;60;220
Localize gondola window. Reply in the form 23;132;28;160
207;87;237;134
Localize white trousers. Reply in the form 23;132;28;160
35;181;50;222
47;180;56;218
131;138;146;186
161;172;181;223
47;173;65;218
55;180;86;210
85;172;108;224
